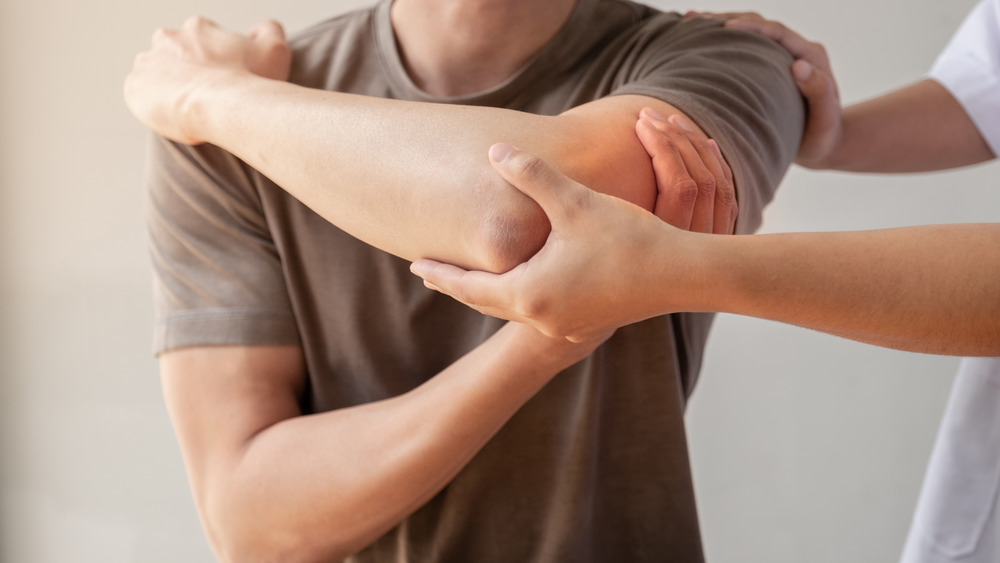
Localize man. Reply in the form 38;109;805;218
124;0;803;560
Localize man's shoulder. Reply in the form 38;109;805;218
285;5;381;88
288;5;376;50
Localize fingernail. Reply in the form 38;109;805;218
793;60;812;81
641;107;667;122
489;143;516;163
708;139;723;158
668;113;694;132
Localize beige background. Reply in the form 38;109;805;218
0;0;995;561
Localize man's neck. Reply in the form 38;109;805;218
390;0;578;97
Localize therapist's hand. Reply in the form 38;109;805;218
636;108;737;234
685;11;843;169
410;144;706;342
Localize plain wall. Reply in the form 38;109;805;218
0;0;994;561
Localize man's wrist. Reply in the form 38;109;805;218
180;68;262;145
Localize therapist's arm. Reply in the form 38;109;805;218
124;18;732;274
413;147;1000;356
689;11;996;172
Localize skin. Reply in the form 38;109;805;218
414;145;1000;355
124;15;736;275
124;1;735;560
412;10;1000;356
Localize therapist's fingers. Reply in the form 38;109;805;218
684;10;765;23
791;59;842;164
487;143;595;230
410;259;524;322
707;139;737;234
637;109;730;234
726;18;833;75
636;112;696;229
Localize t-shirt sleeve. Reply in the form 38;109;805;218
611;15;805;234
146;136;300;355
928;0;1000;157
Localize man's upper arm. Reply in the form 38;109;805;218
159;346;305;541
607;15;805;234
146;135;300;353
544;94;700;210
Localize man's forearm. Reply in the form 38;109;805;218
691;223;1000;355
190;72;665;273
825;79;994;173
180;325;597;561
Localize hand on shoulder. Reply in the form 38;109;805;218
684;10;845;168
124;17;291;144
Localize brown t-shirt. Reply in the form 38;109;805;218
146;0;803;561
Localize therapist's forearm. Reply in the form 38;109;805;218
825;79;995;173
687;223;1000;355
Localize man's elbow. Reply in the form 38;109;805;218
203;492;355;563
466;147;658;274
471;184;552;274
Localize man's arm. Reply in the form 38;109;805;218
164;325;606;562
124;18;734;274
413;148;1000;355
184;78;684;271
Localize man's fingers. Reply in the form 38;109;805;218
247;19;291;81
182;15;219;32
249;19;286;43
488;143;588;228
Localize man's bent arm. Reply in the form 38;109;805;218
183;74;691;272
125;17;743;273
163;325;603;561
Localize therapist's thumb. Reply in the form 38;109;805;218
791;59;842;164
489;143;589;227
793;60;839;126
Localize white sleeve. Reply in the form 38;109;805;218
929;0;1000;156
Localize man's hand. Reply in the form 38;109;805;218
410;141;715;342
636;108;737;233
685;11;843;169
124;17;291;144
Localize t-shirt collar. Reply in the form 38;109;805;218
374;0;601;106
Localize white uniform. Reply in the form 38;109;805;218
900;3;1000;561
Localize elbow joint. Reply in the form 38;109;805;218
476;203;550;274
